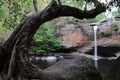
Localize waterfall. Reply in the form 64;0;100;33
93;26;98;69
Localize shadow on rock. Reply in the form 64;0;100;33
104;56;120;80
89;46;120;57
96;59;115;77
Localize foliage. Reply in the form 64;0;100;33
0;0;120;50
0;24;12;44
117;8;120;14
0;0;35;44
108;0;120;7
42;0;93;10
0;0;33;29
0;0;60;52
95;13;105;22
111;23;119;32
0;0;119;29
38;0;48;10
31;22;61;53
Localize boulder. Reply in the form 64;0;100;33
40;56;102;80
105;56;120;80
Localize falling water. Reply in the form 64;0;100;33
93;26;98;69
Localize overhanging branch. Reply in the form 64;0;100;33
59;4;106;19
40;0;106;22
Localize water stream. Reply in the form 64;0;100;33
93;26;98;69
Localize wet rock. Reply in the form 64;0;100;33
41;56;102;80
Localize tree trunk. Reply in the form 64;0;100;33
0;0;106;80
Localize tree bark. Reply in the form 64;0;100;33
0;0;106;79
33;0;39;12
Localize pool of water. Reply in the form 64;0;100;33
30;54;73;69
30;55;63;69
31;59;58;69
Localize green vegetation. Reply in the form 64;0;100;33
1;0;120;79
0;0;33;29
0;0;34;44
111;23;119;32
0;0;61;53
118;8;120;14
31;22;61;53
0;26;12;44
0;0;120;53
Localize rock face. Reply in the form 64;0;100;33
105;56;120;80
41;56;102;80
79;37;120;57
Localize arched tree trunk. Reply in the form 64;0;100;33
0;0;106;80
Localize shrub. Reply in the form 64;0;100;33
111;23;119;32
31;22;61;53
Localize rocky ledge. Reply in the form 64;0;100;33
78;37;120;57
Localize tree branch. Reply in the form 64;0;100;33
59;4;106;19
33;0;39;12
0;0;107;79
40;0;106;21
3;0;106;49
17;1;106;78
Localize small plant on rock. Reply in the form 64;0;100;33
111;23;119;32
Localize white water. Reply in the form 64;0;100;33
93;26;98;69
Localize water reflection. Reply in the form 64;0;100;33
30;55;63;69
